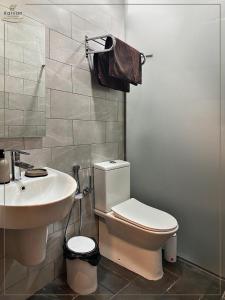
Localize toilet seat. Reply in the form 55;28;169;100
111;198;178;232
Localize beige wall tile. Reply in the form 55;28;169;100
72;67;92;96
91;98;118;121
118;101;124;122
43;119;73;147
0;138;24;150
5;41;23;62
24;111;45;126
5;76;23;94
5;109;24;126
51;145;91;173
45;27;50;59
118;142;125;160
6;20;43;51
0;92;5;109
50;90;90;120
24;138;43;150
71;5;111;32
45;89;51;118
91;143;119;164
73;120;106;145
50;30;85;67
8;126;39;138
8;93;39;111
72;13;106;43
106;121;124;143
106;89;125;102
23;79;45;98
46;59;72;93
54;256;66;279
0;57;8;76
22;148;51;168
9;61;38;82
0;109;4;137
22;4;72;38
46;230;64;263
24;48;44;67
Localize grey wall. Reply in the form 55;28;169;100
0;1;125;297
126;4;222;275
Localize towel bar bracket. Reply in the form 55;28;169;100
85;34;116;58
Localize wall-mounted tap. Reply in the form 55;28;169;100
9;150;34;181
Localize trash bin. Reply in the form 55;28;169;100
164;233;177;263
64;236;101;295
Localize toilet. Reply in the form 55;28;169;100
94;160;178;281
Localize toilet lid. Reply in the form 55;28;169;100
111;198;178;232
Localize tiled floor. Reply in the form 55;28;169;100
29;257;225;300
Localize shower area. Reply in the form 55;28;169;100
126;2;225;277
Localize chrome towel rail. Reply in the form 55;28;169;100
85;34;152;65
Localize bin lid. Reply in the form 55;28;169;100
67;236;96;254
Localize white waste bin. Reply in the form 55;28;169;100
164;233;177;263
64;236;101;295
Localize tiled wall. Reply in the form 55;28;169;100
0;1;125;298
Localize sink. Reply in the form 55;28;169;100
0;167;77;229
0;167;77;265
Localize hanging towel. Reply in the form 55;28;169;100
94;52;130;93
106;37;142;85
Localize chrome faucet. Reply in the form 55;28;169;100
10;150;34;181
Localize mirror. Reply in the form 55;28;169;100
0;12;45;137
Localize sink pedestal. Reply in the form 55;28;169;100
5;226;48;266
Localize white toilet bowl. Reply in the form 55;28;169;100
94;161;178;280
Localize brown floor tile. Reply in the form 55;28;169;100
118;270;178;295
74;283;113;300
100;257;137;281
111;296;199;300
28;295;75;300
200;296;223;300
28;258;223;300
166;261;221;295
32;276;76;297
75;297;110;300
98;264;130;294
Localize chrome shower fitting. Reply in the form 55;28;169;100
72;165;92;235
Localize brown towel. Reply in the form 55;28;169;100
94;52;130;93
106;37;142;85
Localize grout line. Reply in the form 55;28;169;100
108;281;132;300
165;277;179;293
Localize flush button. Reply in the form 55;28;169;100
110;160;116;164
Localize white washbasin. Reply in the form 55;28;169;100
0;167;77;229
0;167;77;266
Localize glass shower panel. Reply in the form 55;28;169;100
126;4;221;276
1;15;46;138
1;12;45;295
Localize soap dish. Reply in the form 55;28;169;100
25;168;48;178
